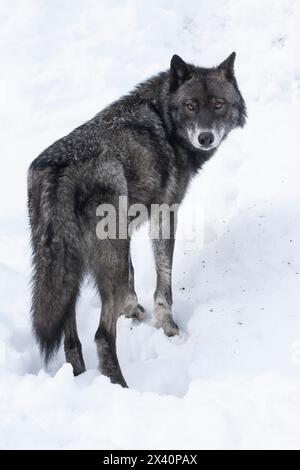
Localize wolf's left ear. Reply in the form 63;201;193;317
218;52;236;80
170;55;191;90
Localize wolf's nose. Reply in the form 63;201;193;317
198;132;214;147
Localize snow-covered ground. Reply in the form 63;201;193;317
0;0;300;449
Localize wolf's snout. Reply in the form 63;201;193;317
198;132;214;148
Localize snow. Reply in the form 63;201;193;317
0;0;300;450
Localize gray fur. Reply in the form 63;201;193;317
28;53;246;387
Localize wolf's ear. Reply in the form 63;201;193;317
218;52;236;80
170;55;191;90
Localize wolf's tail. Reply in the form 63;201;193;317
28;166;83;363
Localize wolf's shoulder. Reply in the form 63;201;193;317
29;70;170;172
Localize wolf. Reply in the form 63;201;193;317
28;52;246;387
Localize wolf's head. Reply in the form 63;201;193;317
168;53;246;153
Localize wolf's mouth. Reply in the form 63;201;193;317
187;127;224;151
198;142;218;151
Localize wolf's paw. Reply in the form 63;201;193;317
124;303;145;321
155;314;179;337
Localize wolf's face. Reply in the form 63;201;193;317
169;53;246;152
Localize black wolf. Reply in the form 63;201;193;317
28;53;246;387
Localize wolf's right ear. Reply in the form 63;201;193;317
170;55;191;91
218;52;236;80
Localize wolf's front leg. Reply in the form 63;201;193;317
152;234;179;337
121;250;145;321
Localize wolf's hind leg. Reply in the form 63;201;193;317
64;305;86;376
93;238;129;388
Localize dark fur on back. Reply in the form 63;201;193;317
28;53;246;384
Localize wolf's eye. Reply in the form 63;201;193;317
215;100;224;110
186;102;195;111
